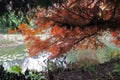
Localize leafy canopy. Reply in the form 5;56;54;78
9;0;120;59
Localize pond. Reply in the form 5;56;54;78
0;33;120;73
0;34;66;72
0;34;27;69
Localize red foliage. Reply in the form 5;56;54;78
9;0;120;59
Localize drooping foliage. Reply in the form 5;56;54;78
9;0;120;59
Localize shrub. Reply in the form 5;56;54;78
0;11;28;33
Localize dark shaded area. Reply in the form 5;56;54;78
0;59;120;80
0;0;64;16
0;0;37;16
45;0;120;29
37;0;63;8
52;59;120;80
0;65;27;80
0;66;46;80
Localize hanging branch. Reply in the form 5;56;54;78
13;0;120;58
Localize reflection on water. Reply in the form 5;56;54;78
0;34;27;70
0;45;27;64
2;58;25;70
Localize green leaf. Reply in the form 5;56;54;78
8;65;22;74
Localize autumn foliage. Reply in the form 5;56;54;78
9;0;120;59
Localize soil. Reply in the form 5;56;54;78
51;59;120;80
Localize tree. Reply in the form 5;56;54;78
10;0;120;59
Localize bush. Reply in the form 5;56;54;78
0;65;46;80
0;11;28;33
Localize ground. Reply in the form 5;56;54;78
52;59;120;80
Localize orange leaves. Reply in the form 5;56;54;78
111;32;117;37
26;37;41;56
34;20;54;33
18;23;39;35
25;35;50;57
34;36;41;45
25;29;36;35
18;23;29;31
48;44;61;59
51;25;65;37
18;24;31;35
8;23;30;34
111;31;119;46
12;0;120;60
112;39;119;45
35;8;46;17
28;46;40;56
41;22;52;29
8;29;19;34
